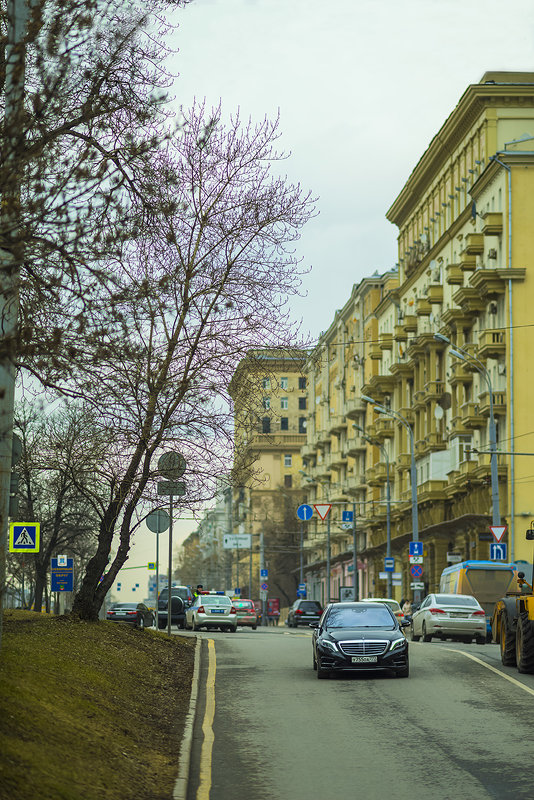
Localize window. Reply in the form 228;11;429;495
298;397;307;410
281;417;289;431
280;377;288;390
263;397;270;409
262;378;270;390
298;417;306;434
284;474;293;488
262;417;271;433
284;454;292;467
281;397;288;410
299;377;306;390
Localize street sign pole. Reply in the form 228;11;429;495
157;451;186;638
167;491;173;638
352;502;358;601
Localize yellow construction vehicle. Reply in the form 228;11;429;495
492;522;534;673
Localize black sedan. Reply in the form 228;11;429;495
106;602;154;630
311;602;410;679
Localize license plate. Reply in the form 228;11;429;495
210;609;224;614
351;656;377;663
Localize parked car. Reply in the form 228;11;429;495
312;601;410;679
410;593;486;644
185;594;237;632
232;599;258;629
106;602;154;630
287;599;323;628
361;597;405;621
157;586;194;630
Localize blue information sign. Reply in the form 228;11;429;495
342;510;354;523
490;542;507;561
260;569;268;578
409;541;423;557
384;557;395;572
296;504;314;521
51;557;74;592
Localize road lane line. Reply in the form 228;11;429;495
447;647;534;697
197;639;216;800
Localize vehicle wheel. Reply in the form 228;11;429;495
316;659;329;679
313;651;317;670
158;619;166;630
410;625;420;642
229;626;237;633
191;619;197;631
252;626;257;630
137;617;144;630
500;614;517;666
475;636;486;645
422;623;432;643
516;612;534;673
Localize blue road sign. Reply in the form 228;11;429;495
490;542;507;561
410;563;424;578
298;583;306;591
296;504;314;521
51;557;74;592
409;541;423;557
9;522;40;553
384;557;395;572
260;569;268;578
297;590;307;598
342;510;354;523
261;582;268;591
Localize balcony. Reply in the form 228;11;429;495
464;233;485;255
428;284;444;304
418;480;448;502
374;417;395;440
482;212;503;236
460;402;486;429
379;333;393;350
330;450;348;469
479;391;507;417
301;442;318;460
459;255;477;272
446;264;464;285
346;434;366;455
397;407;415;424
452;287;486;315
478;329;506;359
329;414;347;435
413;389;426;410
403;315;418;332
366;466;379;486
345;396;367;420
416;298;432;316
424;380;445;401
449;361;473;385
316;429;331;447
346;473;367;493
368;342;382;360
472;452;508;483
396;453;412;472
394;325;408;342
450;415;471;436
469;269;506;298
425;431;447;451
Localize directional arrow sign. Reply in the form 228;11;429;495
490;525;507;543
296;504;314;521
313;504;332;521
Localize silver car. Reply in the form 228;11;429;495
410;593;486;644
185;594;238;632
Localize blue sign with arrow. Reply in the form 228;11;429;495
409;541;423;557
296;504;314;521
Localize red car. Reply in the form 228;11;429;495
233;599;258;629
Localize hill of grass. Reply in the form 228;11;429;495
0;610;196;800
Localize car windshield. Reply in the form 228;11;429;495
434;594;479;606
200;596;231;606
326;605;395;629
110;603;136;610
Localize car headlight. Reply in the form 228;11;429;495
319;639;337;652
389;637;407;651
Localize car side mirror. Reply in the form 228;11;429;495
309;622;319;629
400;619;411;627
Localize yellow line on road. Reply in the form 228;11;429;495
197;639;216;800
448;647;534;697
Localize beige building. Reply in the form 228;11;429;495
302;72;534;603
228;349;308;603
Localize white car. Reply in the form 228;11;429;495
185;594;238;632
410;593;486;644
361;598;404;621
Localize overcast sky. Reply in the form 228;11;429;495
121;0;534;599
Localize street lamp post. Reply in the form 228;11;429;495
361;395;421;602
354;425;392;597
434;333;500;526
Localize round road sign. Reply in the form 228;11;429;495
158;451;186;479
146;508;170;533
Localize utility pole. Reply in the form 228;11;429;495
260;531;266;626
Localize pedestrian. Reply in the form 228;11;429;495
402;598;413;617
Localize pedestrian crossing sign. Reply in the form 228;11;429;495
9;522;40;553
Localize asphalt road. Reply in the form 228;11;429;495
184;626;534;800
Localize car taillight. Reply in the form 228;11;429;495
230;607;237;614
126;611;137;616
472;610;486;617
198;606;205;614
429;608;445;615
295;609;304;615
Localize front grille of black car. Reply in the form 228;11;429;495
337;640;389;656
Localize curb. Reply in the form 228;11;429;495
173;636;202;800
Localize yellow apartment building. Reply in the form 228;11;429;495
228;348;308;603
301;273;398;604
364;71;534;597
